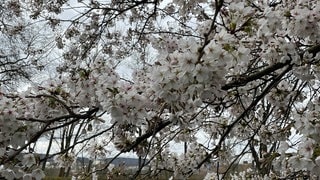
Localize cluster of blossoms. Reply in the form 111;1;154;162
0;0;320;179
148;142;208;179
0;93;46;180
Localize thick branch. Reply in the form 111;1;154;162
222;60;291;90
122;120;171;153
307;44;320;56
222;43;320;91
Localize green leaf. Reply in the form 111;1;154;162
230;22;237;32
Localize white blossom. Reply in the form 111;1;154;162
31;169;45;180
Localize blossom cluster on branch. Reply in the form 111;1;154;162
0;0;320;179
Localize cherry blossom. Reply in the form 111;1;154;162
0;0;319;179
31;169;45;180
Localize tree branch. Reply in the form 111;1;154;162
222;60;291;90
195;63;292;172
